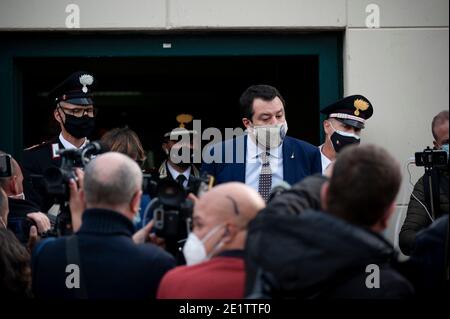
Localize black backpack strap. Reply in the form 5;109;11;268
246;268;278;299
65;235;88;298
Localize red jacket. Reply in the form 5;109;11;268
157;250;245;299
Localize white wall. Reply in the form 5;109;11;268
344;0;449;253
0;0;448;249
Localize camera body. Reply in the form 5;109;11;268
415;147;448;169
7;216;57;244
30;141;103;236
142;173;212;244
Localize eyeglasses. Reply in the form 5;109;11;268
58;105;98;118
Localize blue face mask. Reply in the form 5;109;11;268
442;143;449;158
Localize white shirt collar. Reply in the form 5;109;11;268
319;144;332;172
247;133;282;159
319;144;332;161
166;161;191;181
59;133;88;150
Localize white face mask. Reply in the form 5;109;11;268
249;121;288;149
182;224;225;266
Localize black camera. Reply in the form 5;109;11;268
7;216;57;244
152;178;194;240
415;147;448;169
31;141;104;236
142;173;213;257
33;142;104;201
0;153;12;178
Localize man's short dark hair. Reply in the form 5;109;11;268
431;110;449;141
239;84;286;120
327;144;402;227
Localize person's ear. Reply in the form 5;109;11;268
130;190;142;215
320;181;329;211
221;224;236;244
378;201;396;231
242;118;252;129
323;120;332;137
10;176;19;195
54;108;63;124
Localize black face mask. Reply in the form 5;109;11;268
169;146;193;169
63;114;95;139
330;131;360;153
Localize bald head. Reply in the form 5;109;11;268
192;182;265;255
196;182;265;228
0;152;24;196
83;152;143;216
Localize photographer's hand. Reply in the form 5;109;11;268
27;212;51;234
69;168;86;233
132;221;166;249
133;220;154;244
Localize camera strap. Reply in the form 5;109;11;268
65;235;88;299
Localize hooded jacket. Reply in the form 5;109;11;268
245;210;413;299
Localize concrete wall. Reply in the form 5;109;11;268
344;0;449;253
0;0;448;250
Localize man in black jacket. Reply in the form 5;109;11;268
400;110;449;255
245;144;413;298
0;151;51;243
22;71;97;212
32;152;175;299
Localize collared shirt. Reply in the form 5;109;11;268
245;134;283;192
166;162;191;189
58;133;88;150
319;144;332;175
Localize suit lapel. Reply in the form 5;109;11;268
233;135;246;183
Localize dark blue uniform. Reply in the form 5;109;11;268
22;137;64;212
22;70;96;212
32;208;175;299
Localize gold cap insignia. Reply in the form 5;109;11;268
353;99;369;116
176;114;193;128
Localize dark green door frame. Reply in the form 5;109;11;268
0;32;343;158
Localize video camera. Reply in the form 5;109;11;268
415;147;448;169
31;141;104;236
414;146;448;220
142;172;213;257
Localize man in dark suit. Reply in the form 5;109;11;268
201;84;321;201
22;71;97;212
31;152;175;299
